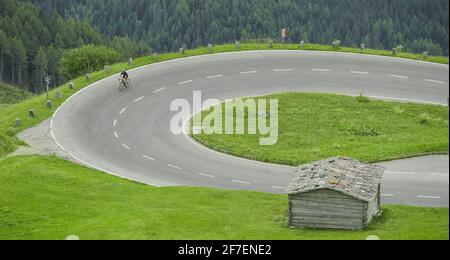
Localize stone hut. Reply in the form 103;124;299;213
287;157;385;230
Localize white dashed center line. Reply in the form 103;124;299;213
134;96;145;103
122;143;131;150
206;74;223;79
114;131;119;138
386;171;415;175
142;154;155;161
350;71;369;75
274;69;293;72
113;120;117;127
178;80;193;85
418;195;441;199
199;172;216;178
389;74;409;79
430;173;449;177
312;69;331;72
168;164;182;170
119;108;127;114
153;87;166;93
240;71;259;74
232;180;250;185
272;186;287;190
424;79;445;84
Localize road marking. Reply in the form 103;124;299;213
134;96;145;103
424;79;444;84
381;194;395;197
274;69;292;72
113;120;117;127
119;108;126;114
153;87;166;93
272;186;287;190
114;131;119;138
142;154;155;161
199;172;216;178
350;71;369;75
385;171;415;175
232;180;250;185
240;71;258;74
122;143;131;150
206;74;223;79
178;80;193;85
389;74;409;79
312;69;331;72
430;173;449;177
418;195;441;199
168;164;182;170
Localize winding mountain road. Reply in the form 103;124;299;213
51;51;449;207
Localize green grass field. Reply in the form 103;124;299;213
0;156;447;240
193;93;449;166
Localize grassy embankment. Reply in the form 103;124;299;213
0;82;33;107
193;93;449;166
0;156;448;240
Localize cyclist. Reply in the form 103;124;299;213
118;70;130;91
120;70;129;83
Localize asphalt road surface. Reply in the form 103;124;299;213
51;50;449;207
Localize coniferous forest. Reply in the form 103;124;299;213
1;0;448;93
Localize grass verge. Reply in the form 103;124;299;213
192;93;449;166
0;43;448;157
0;156;447;240
0;82;33;106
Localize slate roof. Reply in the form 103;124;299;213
287;157;385;202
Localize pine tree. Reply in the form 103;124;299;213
32;47;48;93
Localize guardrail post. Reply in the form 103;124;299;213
15;118;21;127
86;74;90;81
300;41;305;49
68;82;75;89
208;44;213;53
128;58;133;66
47;100;52;109
29;109;36;118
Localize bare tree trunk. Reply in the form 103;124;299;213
18;64;21;86
0;48;3;82
11;56;15;84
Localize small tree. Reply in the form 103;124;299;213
59;45;119;80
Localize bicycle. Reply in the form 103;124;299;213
118;78;131;92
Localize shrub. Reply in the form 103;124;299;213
356;93;370;103
332;39;342;50
394;106;405;115
59;45;119;80
419;113;432;125
348;125;380;137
